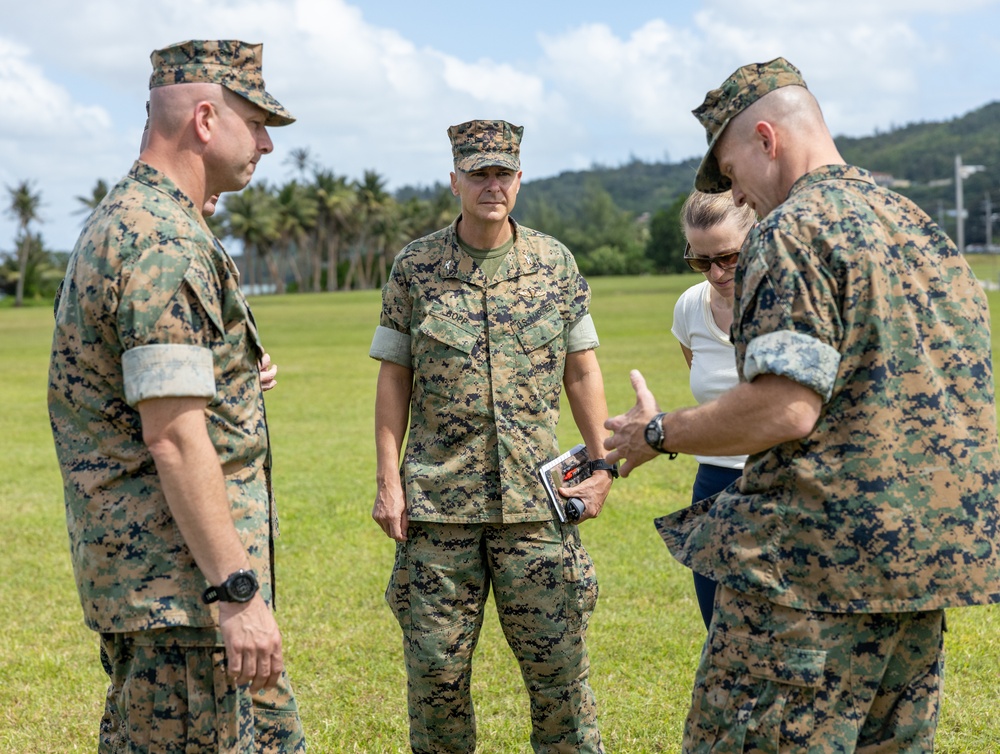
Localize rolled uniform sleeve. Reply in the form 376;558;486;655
370;325;411;366
122;344;215;406
115;239;232;405
737;227;842;400
371;256;415;366
566;313;600;353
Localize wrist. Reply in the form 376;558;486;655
203;568;259;604
586;458;619;479
644;412;678;459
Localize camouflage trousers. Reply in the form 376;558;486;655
683;585;944;753
98;626;306;753
386;520;603;754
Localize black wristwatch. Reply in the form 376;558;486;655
644;412;678;459
587;458;619;479
202;569;259;604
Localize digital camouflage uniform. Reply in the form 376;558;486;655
657;58;1000;752
371;172;604;750
47;39;303;754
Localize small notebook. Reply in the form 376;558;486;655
537;443;590;523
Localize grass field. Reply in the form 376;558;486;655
2;275;999;752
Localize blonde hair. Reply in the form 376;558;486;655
681;189;756;235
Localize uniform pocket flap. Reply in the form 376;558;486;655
417;310;479;354
514;306;564;351
711;633;826;689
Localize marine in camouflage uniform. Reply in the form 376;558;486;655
47;40;304;753
605;58;1000;752
370;120;614;753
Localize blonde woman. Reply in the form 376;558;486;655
671;190;755;629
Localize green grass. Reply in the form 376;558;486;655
964;253;1000;288
2;274;999;752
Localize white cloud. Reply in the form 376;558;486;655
0;0;996;251
0;38;113;140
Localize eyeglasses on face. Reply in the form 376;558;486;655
683;243;741;273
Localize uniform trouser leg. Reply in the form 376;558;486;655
98;627;306;753
386;523;490;754
682;585;944;753
385;521;603;754
487;521;603;754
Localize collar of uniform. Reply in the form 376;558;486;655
787;164;875;200
443;217;539;286
129;159;214;237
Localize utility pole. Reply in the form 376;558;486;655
986;193;993;252
956;155;966;253
955;154;985;253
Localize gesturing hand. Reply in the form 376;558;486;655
603;369;662;477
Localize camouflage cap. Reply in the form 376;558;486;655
149;40;295;127
692;57;806;192
448;120;523;172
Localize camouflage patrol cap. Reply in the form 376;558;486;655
448;120;523;172
149;40;295;127
693;57;806;192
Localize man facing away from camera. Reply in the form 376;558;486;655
604;58;1000;752
48;40;304;752
370;120;615;753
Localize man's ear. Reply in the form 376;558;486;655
755;121;778;159
192;101;215;144
449;171;459;196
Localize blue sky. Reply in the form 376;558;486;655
2;0;999;251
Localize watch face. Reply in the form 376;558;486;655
228;572;257;602
645;419;660;446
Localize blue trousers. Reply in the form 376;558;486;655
690;464;743;630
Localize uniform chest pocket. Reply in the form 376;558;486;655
416;310;479;354
513;306;564;353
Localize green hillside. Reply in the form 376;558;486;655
501;101;1000;249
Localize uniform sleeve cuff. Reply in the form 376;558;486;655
567;313;600;352
743;330;840;401
369;325;411;366
122;344;215;407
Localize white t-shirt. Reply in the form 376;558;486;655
671;280;747;469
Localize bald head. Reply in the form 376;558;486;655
140;83;273;206
727;85;830;144
147;83;226;139
713;85;844;216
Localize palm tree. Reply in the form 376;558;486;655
274;180;319;292
74;179;109;217
285;147;315;180
217;183;280;292
346;170;393;290
312;170;358;292
0;232;63;300
6;181;42;307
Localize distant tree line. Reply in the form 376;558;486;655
5;100;997;303
1;149;691;304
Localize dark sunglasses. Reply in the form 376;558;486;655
683;224;757;273
683;243;741;273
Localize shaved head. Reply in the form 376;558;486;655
711;83;844;216
141;84;273;201
727;85;829;144
148;83;226;138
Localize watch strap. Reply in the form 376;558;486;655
587;458;619;479
202;569;258;604
647;412;678;459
